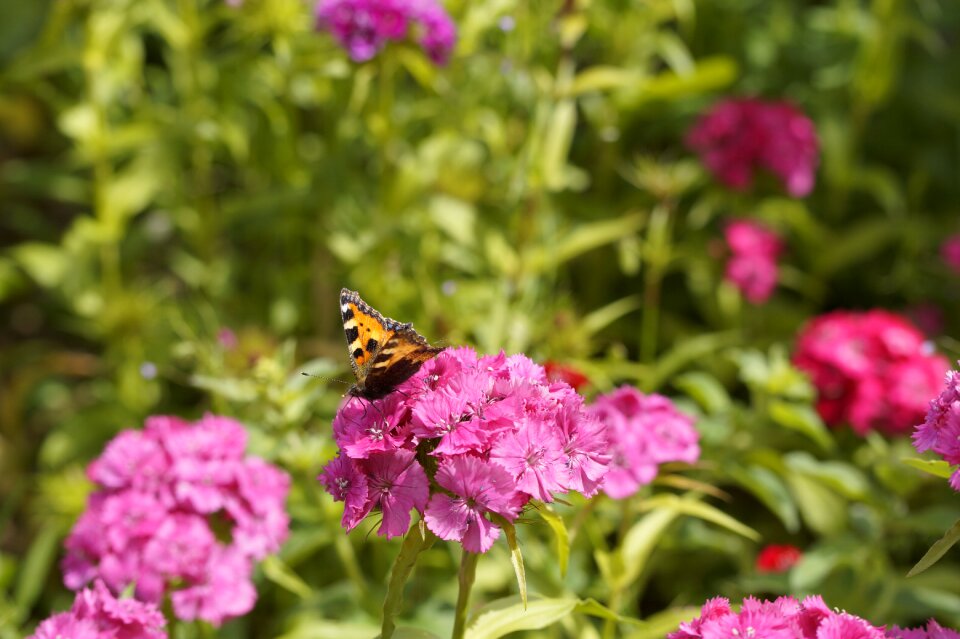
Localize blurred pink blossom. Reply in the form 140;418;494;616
722;219;783;304
941;235;960;274
29;580;166;639
687;98;819;197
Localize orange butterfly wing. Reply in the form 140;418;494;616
340;288;443;400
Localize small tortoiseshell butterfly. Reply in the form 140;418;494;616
340;288;444;400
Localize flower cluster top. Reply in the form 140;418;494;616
587;386;700;499
723;219;783;304
914;362;960;491
29;579;166;639
687;98;819;198
63;415;291;626
668;595;958;639
793;310;948;436
320;347;610;552
315;0;457;65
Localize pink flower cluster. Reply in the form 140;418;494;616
793;310;948;436
319;347;610;553
941;235;960;274
913;363;960;491
687;98;819;198
669;595;959;639
587;386;699;499
315;0;457;64
29;580;166;639
723;219;783;304
63;415;291;626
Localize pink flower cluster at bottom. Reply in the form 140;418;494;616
669;595;958;639
913;363;960;491
29;580;166;639
63;415;290;626
723;219;783;304
587;386;700;499
793;310;948;436
320;347;610;553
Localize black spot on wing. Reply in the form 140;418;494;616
342;307;354;321
352;348;364;359
345;326;360;343
366;338;379;352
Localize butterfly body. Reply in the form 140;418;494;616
340;288;444;400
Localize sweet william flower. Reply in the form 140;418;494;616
425;455;521;553
62;414;290;627
688;97;819;198
723;219;783;304
319;347;609;552
29;579;166;639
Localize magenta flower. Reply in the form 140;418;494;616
722;219;783;304
361;449;430;538
887;620;960;639
687;97;819;197
490;418;566;502
29;580;166;639
588;387;699;499
668;594;950;639
941;235;960;274
425;455;522;552
315;0;457;65
794;310;948;436
913;363;960;491
62;414;290;627
320;347;609;552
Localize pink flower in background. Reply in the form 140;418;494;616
793;310;948;437
687;98;819;197
723;219;783;304
315;0;457;65
62;415;290;627
588;386;700;499
667;594;956;639
941;235;960;274
319;347;609;552
29;580;167;639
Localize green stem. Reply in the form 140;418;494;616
381;522;437;639
451;550;480;639
640;204;673;367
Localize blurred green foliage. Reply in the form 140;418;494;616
2;0;960;637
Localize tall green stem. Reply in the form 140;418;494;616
640;204;673;367
381;523;436;639
451;550;480;639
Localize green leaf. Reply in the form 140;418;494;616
638;494;760;542
526;213;645;274
674;371;731;414
534;504;570;577
902;458;954;479
784;452;869;500
648;332;739;390
624;607;701;639
14;524;60;612
541;99;577;192
261;555;313;599
11;242;67;288
567;66;641;96
498;518;527;609
464;596;622;639
786;473;847;536
908;519;960;577
728;465;800;533
789;546;842;590
582;295;642;337
617;502;681;588
767;400;834;452
619;57;738;108
464;597;578;639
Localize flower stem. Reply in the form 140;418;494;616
451;550;479;639
381;521;436;639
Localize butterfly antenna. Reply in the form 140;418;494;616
301;371;351;387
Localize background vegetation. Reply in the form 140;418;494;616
2;0;960;637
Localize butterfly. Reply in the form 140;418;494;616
339;288;444;400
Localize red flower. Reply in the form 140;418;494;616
543;361;589;391
756;544;802;573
